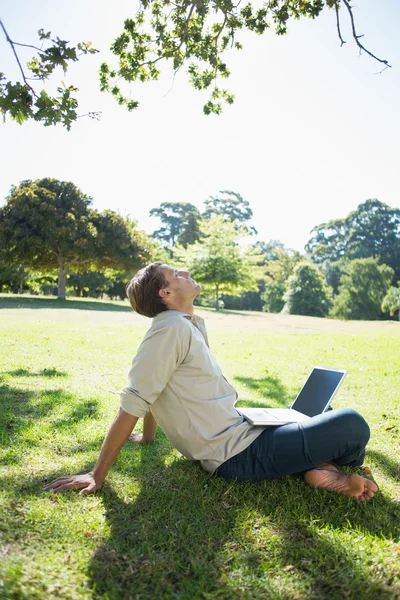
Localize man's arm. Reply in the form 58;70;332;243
130;411;157;444
43;408;138;495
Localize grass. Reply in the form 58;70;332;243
0;295;399;600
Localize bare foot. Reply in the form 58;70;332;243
128;433;154;444
313;463;339;472
304;469;378;501
129;433;145;444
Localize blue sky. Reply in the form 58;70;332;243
1;0;399;251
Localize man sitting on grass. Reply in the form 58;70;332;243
44;262;378;501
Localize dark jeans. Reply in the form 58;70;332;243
214;408;370;482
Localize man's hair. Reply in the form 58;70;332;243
126;261;169;318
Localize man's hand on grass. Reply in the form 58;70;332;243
43;409;139;495
43;472;102;495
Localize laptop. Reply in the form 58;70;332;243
238;367;346;426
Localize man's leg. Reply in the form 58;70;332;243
215;408;378;500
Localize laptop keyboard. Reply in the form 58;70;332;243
265;409;293;419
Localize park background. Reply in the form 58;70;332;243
1;0;400;318
1;1;400;599
1;0;400;251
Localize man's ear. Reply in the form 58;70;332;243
159;288;169;298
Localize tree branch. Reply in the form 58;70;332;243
341;0;391;68
334;2;346;47
163;63;183;97
12;41;45;53
214;12;228;44
176;2;197;52
0;18;38;98
76;111;102;120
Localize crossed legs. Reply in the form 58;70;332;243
215;408;378;501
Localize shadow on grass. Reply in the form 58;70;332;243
78;453;400;598
86;441;398;599
0;436;399;599
367;449;400;481
3;367;68;378
0;382;100;464
0;295;132;312
1;370;399;598
0;383;71;466
0;382;67;425
52;399;100;431
234;373;289;408
217;309;263;317
193;305;263;317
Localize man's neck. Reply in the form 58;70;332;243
166;302;195;316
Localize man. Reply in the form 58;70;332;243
44;262;378;501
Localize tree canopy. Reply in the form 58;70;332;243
381;284;400;320
1;1;392;127
203;191;256;235
305;199;400;280
0;20;99;129
331;257;394;320
0;178;153;299
261;245;304;313
174;215;260;309
149;202;201;249
284;261;332;317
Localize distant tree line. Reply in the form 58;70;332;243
0;179;399;320
148;195;400;320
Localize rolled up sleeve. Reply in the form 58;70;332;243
120;320;191;417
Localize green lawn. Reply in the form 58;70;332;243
0;295;399;600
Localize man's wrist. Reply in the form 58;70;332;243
91;469;106;485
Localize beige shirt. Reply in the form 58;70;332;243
120;310;264;474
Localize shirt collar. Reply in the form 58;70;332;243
154;309;192;320
154;309;203;322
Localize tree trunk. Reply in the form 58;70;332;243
58;263;67;300
215;284;219;311
18;273;24;294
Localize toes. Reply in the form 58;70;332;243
357;486;376;501
365;479;379;493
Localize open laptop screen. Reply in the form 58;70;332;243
291;368;346;417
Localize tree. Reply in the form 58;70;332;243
174;215;260;310
254;240;286;262
67;271;110;298
284;262;332;317
220;289;264;311
1;2;391;127
0;263;27;293
24;270;58;296
331;258;394;320
381;284;400;320
0;20;99;129
305;199;400;280
320;258;349;296
262;282;287;314
261;245;305;313
203;191;256;235
149;202;201;250
0;178;153;299
219;239;287;311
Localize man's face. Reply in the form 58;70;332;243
160;266;201;300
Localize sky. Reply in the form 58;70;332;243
1;0;399;252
